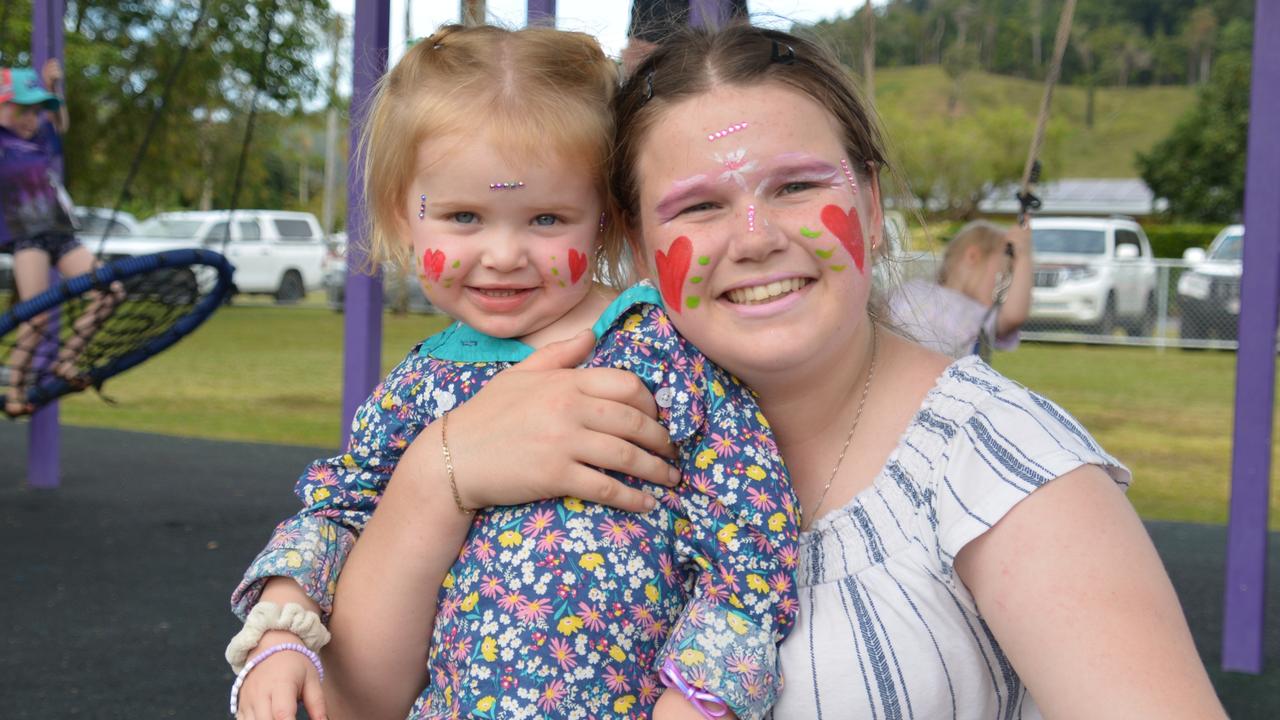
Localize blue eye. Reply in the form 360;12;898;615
451;211;478;224
781;181;817;195
533;214;561;227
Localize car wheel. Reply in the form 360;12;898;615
1126;293;1156;337
275;270;305;304
1092;294;1116;336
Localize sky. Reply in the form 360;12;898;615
329;1;864;61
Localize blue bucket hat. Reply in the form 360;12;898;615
0;67;61;110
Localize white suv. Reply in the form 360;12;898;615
1029;216;1158;335
99;210;325;301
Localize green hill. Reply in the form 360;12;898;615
870;66;1196;178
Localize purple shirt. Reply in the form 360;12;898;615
0;119;73;248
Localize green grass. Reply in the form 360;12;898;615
45;305;1280;529
874;66;1197;178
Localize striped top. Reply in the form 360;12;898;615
768;356;1129;719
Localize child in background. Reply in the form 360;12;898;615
888;219;1033;359
226;24;798;720
1;61;122;416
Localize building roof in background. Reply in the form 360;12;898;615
980;178;1168;216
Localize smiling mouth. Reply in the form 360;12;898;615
471;287;532;298
724;278;811;305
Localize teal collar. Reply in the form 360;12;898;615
419;281;664;362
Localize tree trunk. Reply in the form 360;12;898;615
863;0;876;103
1200;47;1212;85
1031;0;1043;74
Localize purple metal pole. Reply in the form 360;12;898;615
526;0;556;27
341;0;389;448
689;0;728;29
27;0;67;489
1222;0;1279;674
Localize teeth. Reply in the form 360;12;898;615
725;278;808;305
478;289;521;297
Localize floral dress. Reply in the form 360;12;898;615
232;282;801;720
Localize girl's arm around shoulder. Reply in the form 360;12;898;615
955;465;1226;719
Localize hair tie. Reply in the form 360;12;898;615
769;40;796;64
640;70;656;105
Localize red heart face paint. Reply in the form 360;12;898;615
820;205;866;273
568;249;588;285
655;236;693;312
422;248;446;282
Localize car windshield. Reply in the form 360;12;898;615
1209;233;1243;261
1032;228;1107;255
136;218;204;240
75;215;131;237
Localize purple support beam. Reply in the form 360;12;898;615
526;0;556;27
341;0;389;448
27;0;67;489
689;0;729;29
1222;0;1279;674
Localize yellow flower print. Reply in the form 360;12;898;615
755;410;771;428
768;512;788;532
675;518;691;536
645;584;660;603
623;313;643;332
729;594;744;609
563;497;585;512
745;465;766;481
726;613;750;635
442;572;455;589
614;695;637;713
341;453;357;469
694;555;712;570
717;523;739;545
380;392;397;410
557;616;584;635
359;488;378;498
680;648;706;665
609;645;627;662
579;553;605;571
285;550;303;569
747;574;769;593
711;380;725;397
460;591;479;612
481;636;498;662
320;523;337;541
476;696;495;712
310;487;331;503
695;448;718;469
498;530;523;548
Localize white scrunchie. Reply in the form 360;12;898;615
225;601;331;673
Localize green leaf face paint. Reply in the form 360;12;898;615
686;296;701;309
451;260;460;269
690;277;703;284
697;256;710;266
800;226;823;239
815;248;833;259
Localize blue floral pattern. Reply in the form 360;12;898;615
232;283;800;719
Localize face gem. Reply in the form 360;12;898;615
839;158;859;194
706;121;749;142
488;181;526;190
418;194;426;220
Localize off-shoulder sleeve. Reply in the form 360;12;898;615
935;378;1131;584
657;360;801;720
230;348;440;620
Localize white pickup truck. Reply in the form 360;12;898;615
98;210;326;302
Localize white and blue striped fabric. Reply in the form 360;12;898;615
769;356;1130;719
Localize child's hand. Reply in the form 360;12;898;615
234;630;327;720
443;329;680;513
41;59;63;90
1006;221;1032;256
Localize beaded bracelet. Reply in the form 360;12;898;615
228;642;324;717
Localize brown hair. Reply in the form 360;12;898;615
358;24;622;276
938;220;1007;286
610;25;889;229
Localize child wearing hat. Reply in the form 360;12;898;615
1;59;121;416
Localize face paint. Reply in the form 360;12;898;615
418;194;427;220
655;236;693;312
839;159;859;194
706;121;749;142
820;204;866;273
568;249;588;284
714;148;757;190
488;181;526;190
799;226;822;239
422;248;446;283
747;205;756;233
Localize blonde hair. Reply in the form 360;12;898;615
358;24;622;277
938;220;1007;286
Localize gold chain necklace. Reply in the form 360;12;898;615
803;323;879;530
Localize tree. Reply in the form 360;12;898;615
1137;48;1250;222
